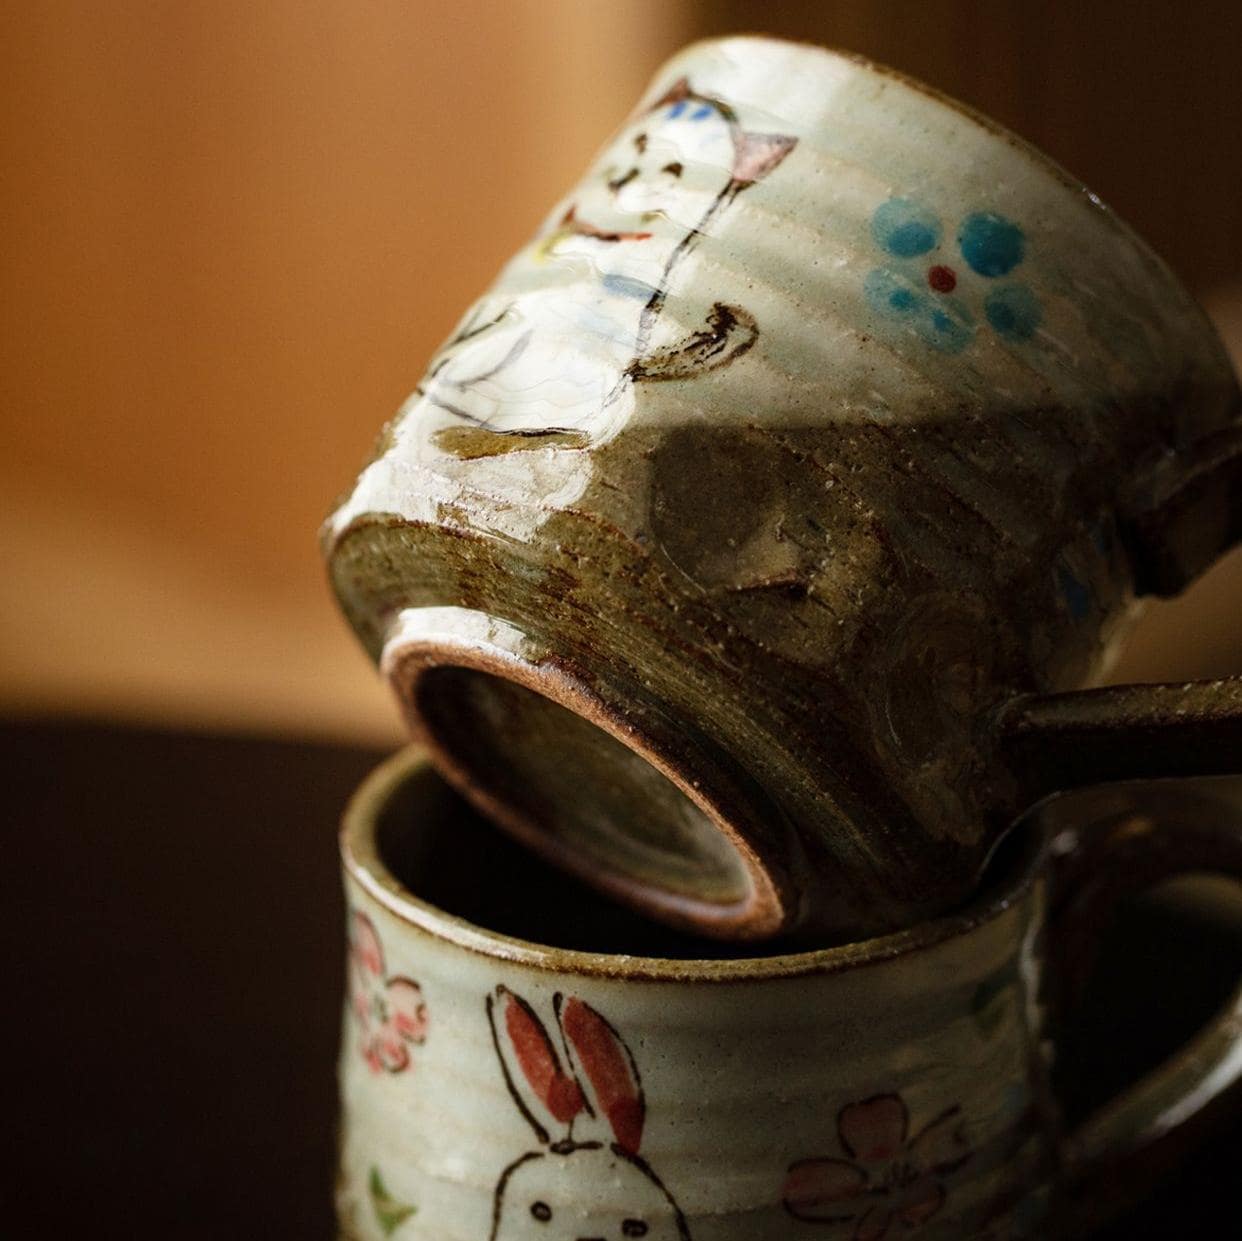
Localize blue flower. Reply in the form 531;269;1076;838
958;211;1025;278
866;199;1041;350
872;198;942;258
864;269;973;354
983;284;1042;342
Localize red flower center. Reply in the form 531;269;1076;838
927;265;956;293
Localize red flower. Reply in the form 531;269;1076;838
783;1093;971;1237
348;909;428;1074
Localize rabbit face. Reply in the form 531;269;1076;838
493;1142;685;1240
487;987;690;1241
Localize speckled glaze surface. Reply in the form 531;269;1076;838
335;751;1242;1241
324;36;1242;941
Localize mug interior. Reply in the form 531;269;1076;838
386;621;792;941
414;666;755;913
343;748;1043;975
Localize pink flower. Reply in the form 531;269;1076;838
348;909;428;1074
783;1093;971;1237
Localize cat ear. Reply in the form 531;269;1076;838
650;76;692;109
732;132;798;185
488;986;585;1144
558;996;645;1155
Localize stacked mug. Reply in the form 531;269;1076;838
324;36;1242;1239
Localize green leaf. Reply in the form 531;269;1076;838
369;1165;417;1236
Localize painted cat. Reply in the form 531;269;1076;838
415;78;796;445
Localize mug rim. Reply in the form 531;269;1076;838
382;607;793;940
681;33;1120;222
341;747;1047;984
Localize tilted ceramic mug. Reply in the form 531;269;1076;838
335;748;1242;1240
325;35;1242;941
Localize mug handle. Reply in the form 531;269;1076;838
1043;784;1242;1237
997;424;1242;803
998;676;1242;807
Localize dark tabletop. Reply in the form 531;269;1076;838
1;718;1238;1238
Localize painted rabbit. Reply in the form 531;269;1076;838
486;986;690;1240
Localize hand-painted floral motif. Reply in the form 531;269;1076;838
783;1093;971;1237
866;198;1041;352
348;909;428;1074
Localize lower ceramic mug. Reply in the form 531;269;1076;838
335;750;1242;1240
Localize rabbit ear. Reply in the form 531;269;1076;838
731;132;797;185
558;995;646;1155
488;986;585;1144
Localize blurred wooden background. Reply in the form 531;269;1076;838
4;0;1242;744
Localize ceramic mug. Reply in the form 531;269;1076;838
335;748;1242;1240
324;36;1242;941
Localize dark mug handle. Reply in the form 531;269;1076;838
998;676;1242;806
1042;784;1242;1237
998;427;1242;803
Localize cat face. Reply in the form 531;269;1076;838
579;98;739;240
529;83;794;288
